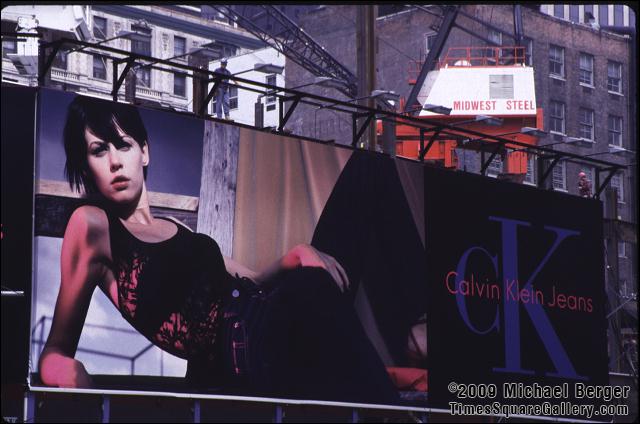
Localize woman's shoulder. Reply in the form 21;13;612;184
65;205;110;240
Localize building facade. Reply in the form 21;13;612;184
539;4;636;28
2;5;264;111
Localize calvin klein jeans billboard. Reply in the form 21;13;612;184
425;166;607;410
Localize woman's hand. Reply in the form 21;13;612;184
39;349;94;388
282;244;350;292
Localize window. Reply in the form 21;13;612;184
618;241;626;258
552;161;566;191
2;39;17;58
487;155;503;177
614;5;624;26
425;32;436;56
610;173;624;203
131;25;151;87
599;4;609;26
549;101;565;134
553;4;564;18
92;55;106;80
608;115;622;146
569;5;579;22
578;108;594;140
93;16;107;39
130;24;151;55
584;5;594;22
174;36;186;58
265;74;277;104
174;73;186;96
51;50;67;70
579;53;594;86
549;44;564;77
524;155;536;185
489;75;513;99
229;85;238;109
523;37;533;66
607;61;622;93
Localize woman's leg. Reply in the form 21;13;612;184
311;150;427;366
253;267;400;404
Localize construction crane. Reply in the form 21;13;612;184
205;5;358;98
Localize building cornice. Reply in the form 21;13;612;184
93;5;266;49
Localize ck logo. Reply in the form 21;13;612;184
452;216;587;380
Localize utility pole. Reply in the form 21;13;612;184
356;5;377;151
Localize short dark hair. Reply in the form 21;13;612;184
63;96;149;194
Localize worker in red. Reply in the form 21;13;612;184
578;171;592;198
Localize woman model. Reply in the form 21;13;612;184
38;96;402;404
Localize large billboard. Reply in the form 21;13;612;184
425;166;608;416
6;86;608;416
28;88;427;406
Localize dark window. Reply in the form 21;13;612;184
610;173;624;203
93;16;107;39
174;73;186;96
584;5;594;18
2;39;17;58
549;101;565;133
174;36;185;58
136;68;151;87
266;74;276;104
130;24;151;55
578;108;594;140
579;53;594;86
52;50;67;70
426;33;436;55
599;4;609;26
630;7;636;27
607;61;622;93
93;55;106;80
553;4;564;18
608;115;622;146
131;25;151;87
614;5;624;26
549;44;564;77
523;37;533;66
569;5;579;22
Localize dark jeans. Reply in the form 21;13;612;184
187;267;400;405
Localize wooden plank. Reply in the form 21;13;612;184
34;195;197;238
36;180;199;211
196;121;239;257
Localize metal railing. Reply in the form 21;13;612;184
31;316;161;376
1;33;626;199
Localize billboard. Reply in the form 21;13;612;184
5;86;608;416
29;88;427;406
424;166;608;415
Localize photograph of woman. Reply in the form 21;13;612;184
37;95;427;406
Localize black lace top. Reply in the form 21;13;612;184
106;211;233;362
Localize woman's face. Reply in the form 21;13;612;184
84;123;149;205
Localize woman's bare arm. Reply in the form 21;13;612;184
38;206;110;388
